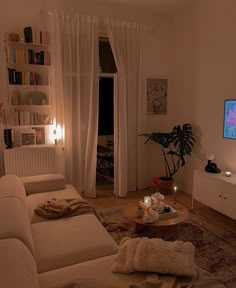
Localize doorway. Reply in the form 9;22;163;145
96;77;114;186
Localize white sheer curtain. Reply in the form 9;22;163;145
104;19;142;197
54;12;99;197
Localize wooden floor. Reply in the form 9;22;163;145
86;184;236;234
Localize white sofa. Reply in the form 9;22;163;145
0;174;148;288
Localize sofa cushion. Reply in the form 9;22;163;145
26;185;84;223
0;197;35;257
21;174;65;195
0;238;39;288
32;214;118;273
0;174;26;205
38;255;147;288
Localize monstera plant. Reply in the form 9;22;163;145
142;123;195;180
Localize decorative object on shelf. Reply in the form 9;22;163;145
205;155;221;174
21;130;36;146
4;128;14;149
0;102;7;126
25;92;48;105
146;77;168;115
225;171;231;177
33;126;45;145
8;32;20;42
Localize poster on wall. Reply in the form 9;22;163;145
223;99;236;139
146;77;168;115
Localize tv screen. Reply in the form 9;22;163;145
223;99;236;139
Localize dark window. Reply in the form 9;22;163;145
99;38;117;73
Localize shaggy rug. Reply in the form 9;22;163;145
96;203;236;288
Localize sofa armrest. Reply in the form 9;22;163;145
20;174;65;195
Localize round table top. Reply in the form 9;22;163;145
124;200;189;227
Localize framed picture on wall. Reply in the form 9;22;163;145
223;99;236;140
146;77;168;115
21;130;36;146
33;126;45;145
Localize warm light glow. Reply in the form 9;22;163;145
48;124;63;145
55;124;62;141
144;196;152;206
173;186;178;192
225;171;231;177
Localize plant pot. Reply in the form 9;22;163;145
158;177;174;195
4;128;14;149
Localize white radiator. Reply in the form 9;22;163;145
4;146;56;177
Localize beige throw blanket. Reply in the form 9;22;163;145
35;198;130;232
129;269;227;288
35;198;98;219
112;237;197;277
112;237;227;288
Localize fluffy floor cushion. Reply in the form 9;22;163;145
112;237;197;277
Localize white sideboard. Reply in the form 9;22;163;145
192;169;236;220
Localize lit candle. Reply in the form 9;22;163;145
173;185;178;205
173;186;178;192
144;196;152;206
225;171;231;177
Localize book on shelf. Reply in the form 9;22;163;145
23;27;50;45
24;27;33;43
7;35;50;65
13;110;52;126
8;69;45;85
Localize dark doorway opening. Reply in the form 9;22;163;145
96;77;114;185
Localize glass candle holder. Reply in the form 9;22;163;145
144;196;152;206
225;171;231;177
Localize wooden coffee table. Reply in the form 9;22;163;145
124;201;189;239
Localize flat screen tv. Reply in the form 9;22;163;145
223;99;236;139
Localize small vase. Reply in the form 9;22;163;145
4;128;14;149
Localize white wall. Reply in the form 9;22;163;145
0;0;173;183
172;0;236;194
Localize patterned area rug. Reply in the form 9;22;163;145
96;204;236;288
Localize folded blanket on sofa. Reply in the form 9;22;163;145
112;237;197;277
35;198;132;234
35;198;98;219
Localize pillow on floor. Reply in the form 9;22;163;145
112;237;197;277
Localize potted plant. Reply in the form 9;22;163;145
141;123;195;194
